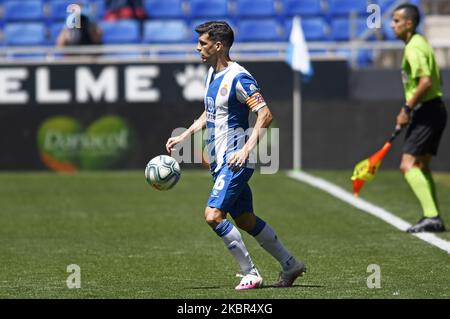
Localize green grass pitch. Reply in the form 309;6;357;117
1;170;449;298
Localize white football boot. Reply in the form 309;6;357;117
235;268;263;290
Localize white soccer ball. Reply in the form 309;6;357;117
145;155;181;191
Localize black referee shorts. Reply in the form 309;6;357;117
403;97;447;156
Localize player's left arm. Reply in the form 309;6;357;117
228;99;273;170
244;106;273;151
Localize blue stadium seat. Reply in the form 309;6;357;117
100;20;141;44
187;0;228;18
50;22;65;44
48;0;90;22
285;17;329;41
143;20;188;43
144;0;185;18
6;53;48;61
4;23;46;45
335;49;374;67
375;0;396;11
328;0;368;16
330;17;369;40
375;0;422;11
281;0;324;17
3;0;44;22
234;0;276;18
90;0;105;20
236;19;282;42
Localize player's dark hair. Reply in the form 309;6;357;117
395;3;421;28
195;21;234;48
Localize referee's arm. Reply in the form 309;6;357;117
397;76;433;129
406;76;433;109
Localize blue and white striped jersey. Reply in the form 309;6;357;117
204;62;267;173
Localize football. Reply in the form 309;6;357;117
145;155;181;191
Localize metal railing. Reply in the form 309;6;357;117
1;40;450;69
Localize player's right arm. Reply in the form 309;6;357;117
166;111;206;154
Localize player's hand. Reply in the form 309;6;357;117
166;135;184;154
227;149;249;171
396;108;410;130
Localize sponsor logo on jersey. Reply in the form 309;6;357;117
220;85;228;96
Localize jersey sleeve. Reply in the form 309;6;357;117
235;73;267;112
406;46;431;79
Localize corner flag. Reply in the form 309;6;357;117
288;16;312;171
286;16;313;79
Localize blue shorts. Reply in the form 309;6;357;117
207;165;254;219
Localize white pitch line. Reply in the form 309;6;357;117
287;170;450;254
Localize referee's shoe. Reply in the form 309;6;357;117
407;216;446;233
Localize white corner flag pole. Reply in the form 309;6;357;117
293;71;302;171
287;16;310;172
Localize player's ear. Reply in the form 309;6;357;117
406;18;414;30
215;41;223;51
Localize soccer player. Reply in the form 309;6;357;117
166;21;306;290
391;4;447;233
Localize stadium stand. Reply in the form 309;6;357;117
91;0;105;20
234;0;277;18
3;0;44;22
100;19;140;44
48;0;89;21
187;0;229;18
284;17;329;41
142;19;188;43
4;23;46;46
236;18;282;42
330;17;370;41
50;21;65;44
144;0;185;19
281;0;324;17
328;0;368;16
0;0;447;68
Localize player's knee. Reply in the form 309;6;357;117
235;213;256;232
204;207;224;228
400;161;418;173
399;162;409;174
400;154;422;174
400;158;415;173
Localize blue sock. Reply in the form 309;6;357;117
248;216;266;237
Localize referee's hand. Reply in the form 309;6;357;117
396;108;410;129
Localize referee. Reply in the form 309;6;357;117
391;4;447;233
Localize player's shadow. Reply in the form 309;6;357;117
185;286;222;290
185;284;324;290
261;284;324;289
